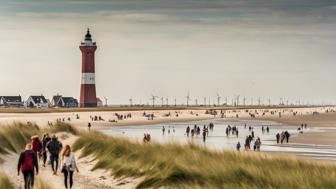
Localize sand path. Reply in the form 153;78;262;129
0;134;139;189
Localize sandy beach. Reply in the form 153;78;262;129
0;106;335;188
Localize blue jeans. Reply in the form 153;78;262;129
50;154;59;172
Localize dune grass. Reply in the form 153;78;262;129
0;122;40;156
0;173;15;189
73;132;336;189
48;121;79;136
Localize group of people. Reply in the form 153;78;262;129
225;125;239;138
17;133;79;189
162;126;175;135
115;113;132;120
143;112;155;120
186;124;215;142
143;133;151;143
276;131;291;144
90;115;104;121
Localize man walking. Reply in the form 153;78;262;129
47;135;63;175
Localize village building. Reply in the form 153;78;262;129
52;95;78;108
26;95;49;108
97;97;104;107
0;96;24;107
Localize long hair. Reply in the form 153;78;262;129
62;145;71;157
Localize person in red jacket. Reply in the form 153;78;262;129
31;135;42;159
18;143;39;189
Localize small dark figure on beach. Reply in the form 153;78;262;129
88;122;91;131
186;126;190;137
143;133;151;143
276;133;280;144
245;136;250;150
285;131;290;143
202;129;206;142
162;126;165;135
280;132;285;144
255;137;261;151
266;126;270;133
236;142;241;151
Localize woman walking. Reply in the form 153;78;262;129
61;145;79;189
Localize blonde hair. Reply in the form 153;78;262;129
62;145;71;157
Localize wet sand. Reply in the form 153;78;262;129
260;112;336;146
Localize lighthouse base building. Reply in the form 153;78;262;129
79;29;97;107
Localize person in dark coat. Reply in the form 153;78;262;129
47;135;63;175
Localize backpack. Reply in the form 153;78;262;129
21;152;34;172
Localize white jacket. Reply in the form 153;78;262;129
62;153;77;171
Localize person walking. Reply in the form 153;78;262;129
47;135;63;175
18;143;39;189
88;122;92;131
285;131;290;143
276;133;280;144
236;142;241;151
61;145;79;189
186;126;190;137
42;133;51;167
202;128;206;142
31;135;42;159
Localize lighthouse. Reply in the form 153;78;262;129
79;28;97;107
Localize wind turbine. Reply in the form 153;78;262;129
103;97;108;107
236;95;240;106
258;97;261;106
186;92;191;107
161;97;164;106
216;93;221;106
129;97;133;107
150;94;158;107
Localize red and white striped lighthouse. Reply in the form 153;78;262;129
79;28;97;107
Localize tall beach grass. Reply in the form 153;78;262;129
0;173;15;189
73;132;336;189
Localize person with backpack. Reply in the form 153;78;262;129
17;143;39;189
42;133;51;167
61;145;79;189
47;135;63;175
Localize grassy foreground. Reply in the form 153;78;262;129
0;173;15;189
74;132;336;189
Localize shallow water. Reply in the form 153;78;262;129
101;119;336;161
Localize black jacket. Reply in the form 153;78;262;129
47;138;63;155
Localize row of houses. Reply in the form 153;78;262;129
0;95;102;108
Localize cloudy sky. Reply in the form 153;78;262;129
0;0;336;105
